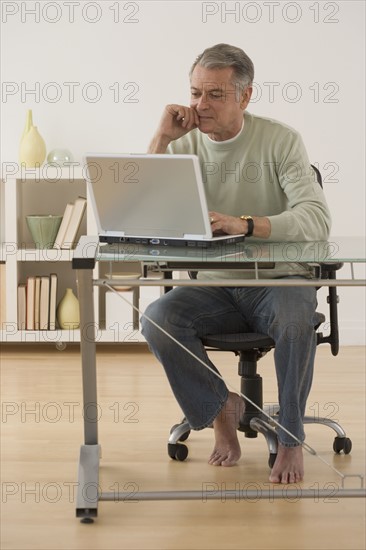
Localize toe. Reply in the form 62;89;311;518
208;451;221;465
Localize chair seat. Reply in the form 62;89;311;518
203;311;326;352
202;333;275;351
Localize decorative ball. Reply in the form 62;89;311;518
47;149;74;165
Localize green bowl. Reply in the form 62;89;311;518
26;215;63;249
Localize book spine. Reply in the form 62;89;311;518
49;273;58;330
26;276;36;330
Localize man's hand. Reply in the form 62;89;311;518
209;211;271;239
148;104;199;153
163;104;200;140
209;211;247;236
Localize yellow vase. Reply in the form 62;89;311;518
57;288;80;330
19;110;46;167
20;109;33;142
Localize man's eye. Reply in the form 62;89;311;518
209;92;223;99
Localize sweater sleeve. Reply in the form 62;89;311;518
267;131;332;242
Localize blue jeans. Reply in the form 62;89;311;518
141;282;318;447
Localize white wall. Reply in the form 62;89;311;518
1;0;365;343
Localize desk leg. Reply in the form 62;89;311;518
77;268;98;445
133;286;140;330
76;268;100;521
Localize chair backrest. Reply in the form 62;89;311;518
310;164;342;356
311;164;323;187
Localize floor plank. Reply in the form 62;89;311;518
1;344;365;550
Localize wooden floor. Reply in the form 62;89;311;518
1;343;365;550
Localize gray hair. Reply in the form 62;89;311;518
189;43;254;90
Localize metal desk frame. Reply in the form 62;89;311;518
72;236;366;521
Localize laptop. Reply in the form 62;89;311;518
84;153;245;248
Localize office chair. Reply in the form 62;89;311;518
167;167;353;466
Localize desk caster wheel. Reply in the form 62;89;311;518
168;443;188;461
333;436;352;454
268;453;277;468
170;423;191;442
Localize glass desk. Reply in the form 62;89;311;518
72;236;366;521
73;235;366;290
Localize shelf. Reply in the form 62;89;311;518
15;178;87;248
0;329;145;344
16;248;76;262
0;167;153;344
0;244;6;263
1;164;85;182
0;329;81;343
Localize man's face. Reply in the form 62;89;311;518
190;65;252;141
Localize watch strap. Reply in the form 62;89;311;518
240;215;254;237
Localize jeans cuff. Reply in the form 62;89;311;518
277;439;304;448
191;389;229;431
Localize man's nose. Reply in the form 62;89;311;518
196;93;209;110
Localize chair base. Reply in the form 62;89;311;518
168;326;351;465
167;411;352;466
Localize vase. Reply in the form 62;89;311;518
19;110;47;167
57;288;80;329
20;109;33;142
26;215;63;249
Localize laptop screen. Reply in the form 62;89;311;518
84;154;212;240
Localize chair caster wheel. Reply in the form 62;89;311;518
268;453;277;468
170;423;191;442
168;443;188;461
333;436;352;454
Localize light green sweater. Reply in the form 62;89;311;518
168;111;331;279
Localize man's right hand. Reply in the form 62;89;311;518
148;104;199;153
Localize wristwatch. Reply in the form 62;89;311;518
240;215;254;237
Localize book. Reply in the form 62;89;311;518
56;197;87;250
49;273;58;330
26;276;36;330
53;203;74;249
39;276;50;330
62;197;87;249
34;276;41;330
17;284;26;330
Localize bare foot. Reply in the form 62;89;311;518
269;443;304;484
208;392;244;467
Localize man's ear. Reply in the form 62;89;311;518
240;86;253;109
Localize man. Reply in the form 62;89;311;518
141;43;331;483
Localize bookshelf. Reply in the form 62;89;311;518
0;165;162;345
